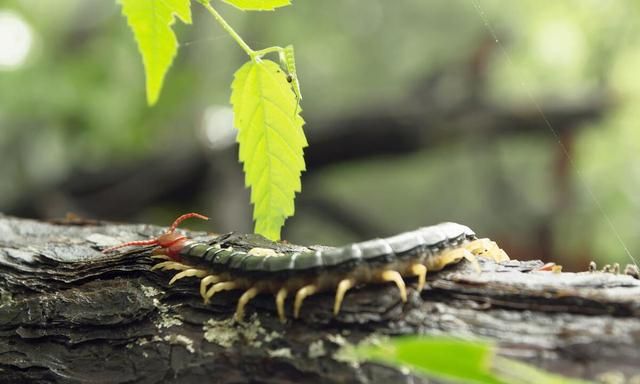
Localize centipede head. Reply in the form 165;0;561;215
102;212;209;256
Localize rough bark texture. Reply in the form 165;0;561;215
0;214;638;383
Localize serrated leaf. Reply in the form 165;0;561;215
231;59;306;240
221;0;291;11
119;0;191;105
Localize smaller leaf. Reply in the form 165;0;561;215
221;0;291;11
119;0;192;105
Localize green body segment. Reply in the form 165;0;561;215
179;222;476;276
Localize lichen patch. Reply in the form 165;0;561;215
203;318;240;348
308;340;326;358
203;315;284;351
164;334;195;353
152;298;183;328
141;285;162;298
268;348;293;359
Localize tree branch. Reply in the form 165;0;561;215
0;214;638;383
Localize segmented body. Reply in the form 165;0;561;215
104;213;509;322
181;222;476;274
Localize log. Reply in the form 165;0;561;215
1;214;639;383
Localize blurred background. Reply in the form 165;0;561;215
1;0;639;271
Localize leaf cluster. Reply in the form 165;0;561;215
119;0;305;240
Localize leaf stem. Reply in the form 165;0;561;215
197;0;255;58
253;46;285;58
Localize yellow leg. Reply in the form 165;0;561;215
462;250;481;273
334;278;356;315
293;284;319;319
150;255;171;261
204;281;238;304
464;238;509;262
378;270;407;302
235;287;260;321
200;275;223;299
409;264;427;291
426;249;464;271
169;269;208;285
624;264;639;278
428;248;480;273
275;287;288;323
151;261;191;272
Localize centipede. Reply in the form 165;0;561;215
103;213;509;322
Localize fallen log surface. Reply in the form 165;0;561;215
0;214;638;383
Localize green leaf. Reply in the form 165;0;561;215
119;0;191;105
357;337;505;384
221;0;291;11
354;337;594;384
230;59;306;240
492;357;593;384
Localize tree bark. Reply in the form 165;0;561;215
0;214;638;383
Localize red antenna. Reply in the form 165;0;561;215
168;212;209;233
102;238;160;253
103;212;209;253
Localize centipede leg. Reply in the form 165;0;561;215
275;287;288;323
464;239;509;262
409;264;427;291
294;284;319;318
204;281;238;304
151;261;191;272
377;270;407;302
624;264;639;279
429;248;480;273
235;287;261;321
169;268;208;285
334;278;356;315
150;255;171;261
462;250;481;273
200;275;223;299
276;287;289;324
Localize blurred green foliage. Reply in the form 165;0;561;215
1;0;640;267
348;336;592;384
